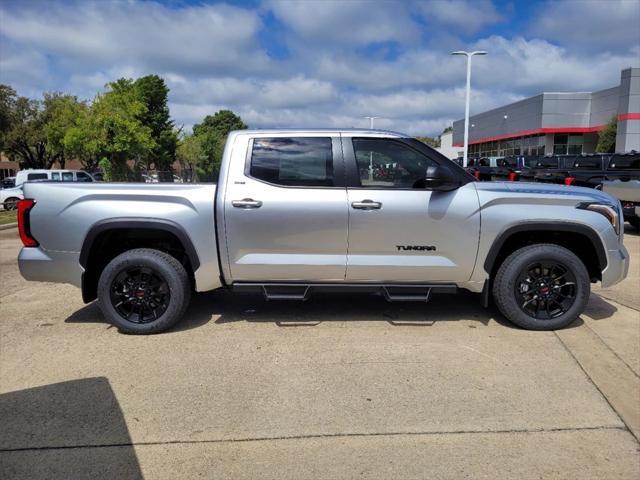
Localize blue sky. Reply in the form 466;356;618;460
1;0;639;135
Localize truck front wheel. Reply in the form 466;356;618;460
97;248;191;334
492;244;590;330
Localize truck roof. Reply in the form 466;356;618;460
228;128;408;137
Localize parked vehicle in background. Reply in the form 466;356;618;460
17;129;629;334
0;186;23;210
465;157;494;180
519;155;573;183
535;152;640;188
1;176;16;189
491;156;525;181
602;179;640;230
14;169;95;187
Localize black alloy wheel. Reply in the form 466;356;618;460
110;266;171;323
514;261;577;320
97;248;191;334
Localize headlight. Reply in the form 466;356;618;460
577;202;620;234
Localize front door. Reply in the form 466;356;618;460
223;134;349;282
343;136;480;282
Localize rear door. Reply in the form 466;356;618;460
223;133;349;282
342;135;480;283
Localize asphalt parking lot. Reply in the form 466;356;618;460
1;226;639;479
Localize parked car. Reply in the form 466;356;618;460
0;186;23;210
601;179;640;230
535;153;640;188
17;129;628;334
1;176;16;189
14;169;95;187
465;157;494;180
519;155;572;183
491;156;524;181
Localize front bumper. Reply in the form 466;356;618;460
18;247;83;287
600;235;629;288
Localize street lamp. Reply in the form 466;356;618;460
452;50;487;167
364;116;380;129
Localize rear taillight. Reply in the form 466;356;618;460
474;170;481;180
564;177;575;186
17;199;38;247
508;172;517;182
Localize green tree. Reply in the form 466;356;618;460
596;116;617;153
191;110;247;181
42;93;88;169
134;75;177;171
177;133;206;179
416;136;440;148
2;94;54;169
0;84;18;152
65;79;155;180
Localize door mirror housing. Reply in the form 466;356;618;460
417;166;459;191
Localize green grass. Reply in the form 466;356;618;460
0;209;17;225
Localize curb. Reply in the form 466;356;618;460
0;223;17;231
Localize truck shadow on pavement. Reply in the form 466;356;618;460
0;377;143;480
64;289;621;333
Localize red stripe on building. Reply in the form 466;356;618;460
618;113;640;121
452;125;605;147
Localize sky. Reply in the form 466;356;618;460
1;0;639;136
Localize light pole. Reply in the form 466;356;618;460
364;116;380;180
451;50;487;167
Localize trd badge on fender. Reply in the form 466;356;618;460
396;245;437;251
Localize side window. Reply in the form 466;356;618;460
352;138;437;188
61;172;74;182
51;172;60;181
76;172;93;182
250;137;333;187
27;173;48;181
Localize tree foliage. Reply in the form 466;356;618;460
1;79;248;182
596;116;617;153
191;110;247;181
134;75;177;171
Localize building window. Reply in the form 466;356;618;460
554;133;583;155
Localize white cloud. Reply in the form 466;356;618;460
530;0;640;53
0;1;271;75
266;0;421;47
1;0;638;137
418;0;504;34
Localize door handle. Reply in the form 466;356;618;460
232;198;263;209
351;199;382;210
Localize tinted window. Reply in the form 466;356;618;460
76;172;93;182
250;137;333;187
62;172;74;182
537;157;558;168
352;138;437;189
573;158;602;169
27;173;48;180
51;172;60;181
608;155;640;170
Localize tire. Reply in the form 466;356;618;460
492;244;590;330
3;197;20;211
97;248;191;334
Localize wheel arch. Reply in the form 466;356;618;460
484;222;607;283
80;218;200;303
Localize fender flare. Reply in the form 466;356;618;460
483;221;607;275
79;218;200;271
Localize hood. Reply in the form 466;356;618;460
474;181;618;205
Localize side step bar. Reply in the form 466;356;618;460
232;283;457;302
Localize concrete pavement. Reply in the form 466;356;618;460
1;226;639;479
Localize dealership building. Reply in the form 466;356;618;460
452;67;639;158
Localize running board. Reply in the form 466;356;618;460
231;283;457;302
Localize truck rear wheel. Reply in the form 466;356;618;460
492;244;590;330
97;248;191;334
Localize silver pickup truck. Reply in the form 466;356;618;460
17;129;629;333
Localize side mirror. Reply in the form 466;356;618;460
418;166;459;191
